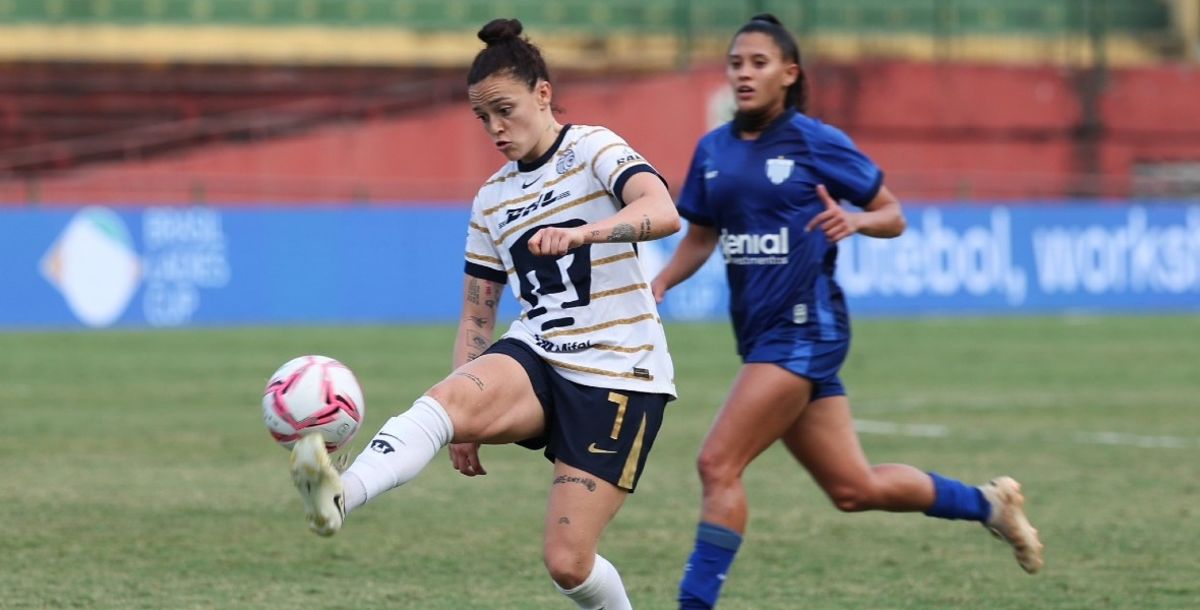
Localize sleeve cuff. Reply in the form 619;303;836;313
853;169;885;208
464;261;507;284
612;164;667;205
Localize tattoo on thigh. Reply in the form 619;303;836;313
454;371;485;391
553;475;597;492
558;516;570;525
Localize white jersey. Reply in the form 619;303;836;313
464;124;676;398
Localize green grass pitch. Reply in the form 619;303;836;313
2;316;1198;609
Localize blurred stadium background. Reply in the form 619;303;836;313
2;2;1199;609
1;0;1198;204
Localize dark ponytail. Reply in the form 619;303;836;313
734;13;807;113
467;18;552;90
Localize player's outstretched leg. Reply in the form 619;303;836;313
290;433;346;537
980;476;1044;574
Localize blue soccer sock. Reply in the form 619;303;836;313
923;471;991;522
678;522;742;610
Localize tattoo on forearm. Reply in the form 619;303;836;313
638;215;652;240
558;516;571;525
607;223;635;242
467;332;489;350
483;283;497;310
552;474;597;492
454;371;485;391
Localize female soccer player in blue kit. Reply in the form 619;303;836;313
651;14;1044;609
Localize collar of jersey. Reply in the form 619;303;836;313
517;124;573;173
730;108;797;140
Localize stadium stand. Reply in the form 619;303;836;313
0;0;1195;202
0;62;462;172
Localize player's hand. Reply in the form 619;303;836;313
449;442;487;477
528;226;585;256
805;184;859;243
650;276;669;304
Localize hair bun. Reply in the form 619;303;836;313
750;13;782;26
478;18;524;46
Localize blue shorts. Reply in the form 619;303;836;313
483;338;668;492
742;333;850;401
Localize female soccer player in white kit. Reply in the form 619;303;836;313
288;18;680;610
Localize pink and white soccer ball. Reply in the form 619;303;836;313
262;355;364;453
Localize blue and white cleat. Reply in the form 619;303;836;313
980;476;1044;574
290;433;345;537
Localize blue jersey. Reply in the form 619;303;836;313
677;109;883;356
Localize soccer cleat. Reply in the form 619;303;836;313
290;433;346;537
980;476;1044;574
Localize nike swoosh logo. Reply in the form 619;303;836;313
587;442;618;454
378;432;406;446
522;175;542;189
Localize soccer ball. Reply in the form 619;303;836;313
262;355;364;452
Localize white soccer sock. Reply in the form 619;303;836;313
555;554;632;610
340;396;454;513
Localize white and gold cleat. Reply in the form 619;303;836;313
289;433;346;537
980;476;1044;574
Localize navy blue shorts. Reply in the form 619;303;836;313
743;333;850;401
483;338;668;492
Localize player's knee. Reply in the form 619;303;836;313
696;447;738;490
826;481;879;512
542;545;590;590
424;381;460;411
424;380;478;435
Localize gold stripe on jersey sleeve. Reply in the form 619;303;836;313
543;163;584;188
618;414;648;489
590;142;625;179
541;312;656;338
542;356;655;382
465;251;502;265
483;191;539;217
561;127;606;153
483;170;519;187
469;221;488;233
496;190;608;243
591;283;647;301
591;343;655;353
606;161;652;192
592;251;636;267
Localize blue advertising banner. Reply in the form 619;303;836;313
2;203;1198;329
651;204;1200;320
0;205;505;328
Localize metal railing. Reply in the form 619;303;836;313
0;74;462;175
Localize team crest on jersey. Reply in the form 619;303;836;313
556;149;576;174
765;157;794;185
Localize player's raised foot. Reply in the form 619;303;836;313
980;476;1044;574
290;433;345;537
